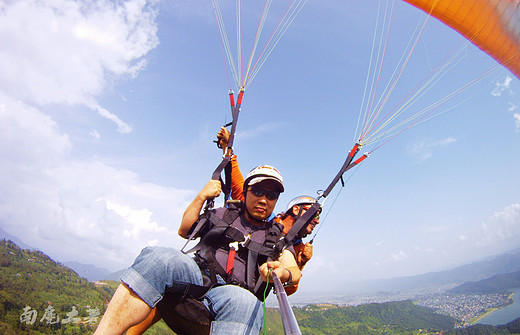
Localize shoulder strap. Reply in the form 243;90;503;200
180;210;212;254
243;220;284;256
182;204;242;255
249;220;284;300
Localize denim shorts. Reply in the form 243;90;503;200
121;246;264;334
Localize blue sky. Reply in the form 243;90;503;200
1;0;519;295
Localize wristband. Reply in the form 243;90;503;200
282;269;293;287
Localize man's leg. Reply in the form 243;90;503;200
204;285;264;335
95;246;203;335
94;283;151;335
125;307;161;335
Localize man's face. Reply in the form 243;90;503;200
292;204;320;235
245;180;279;223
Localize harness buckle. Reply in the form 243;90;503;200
240;234;251;248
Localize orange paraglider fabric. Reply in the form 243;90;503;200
403;0;520;78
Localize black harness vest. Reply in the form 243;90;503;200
185;202;285;300
156;202;285;335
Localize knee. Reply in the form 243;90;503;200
222;290;258;310
140;246;171;258
206;286;264;334
131;246;181;278
207;286;262;322
138;246;182;267
131;246;201;287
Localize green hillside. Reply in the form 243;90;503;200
1;239;517;335
0;239;113;334
263;302;520;335
283;301;456;335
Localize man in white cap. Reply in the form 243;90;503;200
94;166;301;335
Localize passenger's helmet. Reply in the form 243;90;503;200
286;196;316;212
243;165;284;193
285;195;322;219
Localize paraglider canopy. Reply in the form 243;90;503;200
403;0;520;79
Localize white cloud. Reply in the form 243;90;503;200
407;137;457;163
237;122;290;140
93;104;133;134
508;103;519;132
0;95;194;268
0;92;72;166
478;203;520;249
0;145;194;270
0;0;197;271
90;129;101;139
389;250;406;262
490;77;519;131
0;0;158;130
491;76;513;97
103;200;167;239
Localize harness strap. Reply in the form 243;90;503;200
244;239;278;256
181;283;213;300
182;204;244;254
251;220;284;299
181;211;212;254
185;204;285;300
211;156;232;202
253;272;272;301
224;226;245;242
226;241;238;274
284;202;322;246
247;249;259;294
274;143;363;253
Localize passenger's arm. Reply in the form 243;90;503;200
216;126;245;201
230;155;245;201
284;283;299;296
297;243;313;270
178;180;222;238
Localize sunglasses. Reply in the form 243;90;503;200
249;186;280;200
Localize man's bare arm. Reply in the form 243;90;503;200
259;249;301;285
178;180;222;238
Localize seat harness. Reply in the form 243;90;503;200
181;201;285;301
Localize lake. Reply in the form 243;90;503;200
477;288;520;326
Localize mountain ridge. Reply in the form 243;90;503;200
298;248;520;298
450;271;520;294
3;226;520;293
365;250;520;292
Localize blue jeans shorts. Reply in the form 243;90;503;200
121;246;264;334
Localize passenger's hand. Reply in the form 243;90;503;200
217;127;230;149
199;180;222;201
259;261;286;283
298;243;313;266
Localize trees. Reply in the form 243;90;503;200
0;240;114;334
